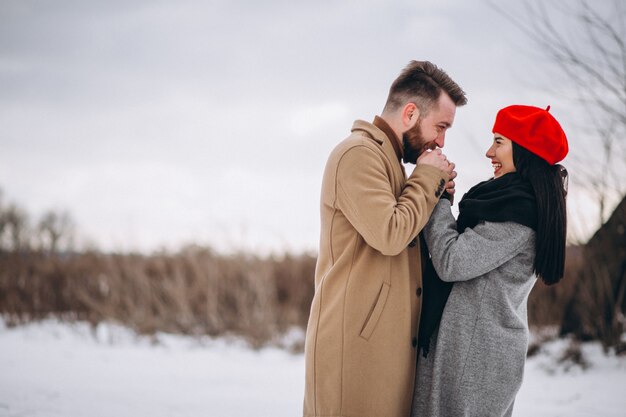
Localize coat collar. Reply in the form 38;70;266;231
373;116;403;162
352;120;404;163
351;119;406;177
351;119;386;144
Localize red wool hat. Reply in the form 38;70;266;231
492;105;568;165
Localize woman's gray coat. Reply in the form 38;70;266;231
411;199;536;417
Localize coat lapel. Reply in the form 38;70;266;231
351;120;406;196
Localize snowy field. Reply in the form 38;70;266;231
1;319;625;417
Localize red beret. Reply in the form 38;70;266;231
492;105;568;165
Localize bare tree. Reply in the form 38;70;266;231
0;189;31;252
489;0;626;226
37;210;75;254
489;0;626;350
0;189;5;250
0;204;30;252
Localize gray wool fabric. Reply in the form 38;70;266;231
412;199;536;417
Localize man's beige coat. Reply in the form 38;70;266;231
303;120;448;417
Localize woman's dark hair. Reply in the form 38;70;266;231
512;141;568;285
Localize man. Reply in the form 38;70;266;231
303;61;467;417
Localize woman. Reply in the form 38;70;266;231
412;105;569;417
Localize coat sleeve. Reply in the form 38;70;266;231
335;144;447;256
423;199;534;282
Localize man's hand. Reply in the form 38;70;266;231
416;148;453;176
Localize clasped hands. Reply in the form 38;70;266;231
417;148;457;203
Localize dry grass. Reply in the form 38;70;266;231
1;188;624;352
0;247;316;348
527;245;584;329
0;242;590;351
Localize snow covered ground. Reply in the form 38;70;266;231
0;319;625;417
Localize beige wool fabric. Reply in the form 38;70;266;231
303;120;448;417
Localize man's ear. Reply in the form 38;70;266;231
402;102;420;128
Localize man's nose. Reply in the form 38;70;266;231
435;134;445;148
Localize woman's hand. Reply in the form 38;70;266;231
442;162;457;204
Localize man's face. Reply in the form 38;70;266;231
402;119;429;164
402;93;457;164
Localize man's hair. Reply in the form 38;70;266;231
383;60;467;115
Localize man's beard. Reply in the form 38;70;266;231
402;120;433;164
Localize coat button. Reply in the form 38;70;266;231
412;337;417;348
416;287;422;297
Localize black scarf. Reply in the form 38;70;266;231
457;172;538;233
417;173;537;358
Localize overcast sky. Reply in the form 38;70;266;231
0;0;613;254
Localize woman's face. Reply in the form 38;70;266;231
485;134;516;178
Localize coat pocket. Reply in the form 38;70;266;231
359;282;390;341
